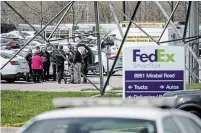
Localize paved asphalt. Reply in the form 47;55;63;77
1;72;123;92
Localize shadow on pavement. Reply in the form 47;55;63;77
1;81;34;84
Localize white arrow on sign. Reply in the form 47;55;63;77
128;85;133;89
128;95;132;99
160;85;164;89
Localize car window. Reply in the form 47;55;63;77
1;38;11;43
8;34;17;38
176;116;201;133
23;117;157;133
163;117;182;133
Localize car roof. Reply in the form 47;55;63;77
34;106;188;121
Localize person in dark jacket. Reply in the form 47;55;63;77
66;45;75;83
81;49;89;83
25;49;33;82
73;46;82;84
50;49;57;81
42;48;50;81
54;45;67;84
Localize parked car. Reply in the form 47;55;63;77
1;30;38;40
76;44;121;75
16;98;201;133
93;49;122;75
20;31;36;38
0;50;29;83
0;37;21;50
164;89;201;118
0;32;24;40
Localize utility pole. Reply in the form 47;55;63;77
189;1;199;83
72;4;75;42
94;1;104;92
40;1;43;30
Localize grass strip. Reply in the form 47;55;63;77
1;91;98;126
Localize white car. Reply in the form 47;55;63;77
0;50;29;83
0;32;24;39
92;49;122;75
16;98;201;133
20;31;36;39
1;30;39;40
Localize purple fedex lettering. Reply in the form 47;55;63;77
133;49;158;62
133;50;141;62
149;50;158;62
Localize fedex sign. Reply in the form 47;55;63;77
133;49;175;62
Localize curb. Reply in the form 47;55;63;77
1;122;25;127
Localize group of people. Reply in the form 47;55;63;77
25;44;89;84
66;45;89;84
25;46;51;83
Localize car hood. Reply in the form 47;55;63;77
164;90;201;97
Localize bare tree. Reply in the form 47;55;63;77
199;2;201;23
22;1;55;27
98;1;113;23
1;1;198;25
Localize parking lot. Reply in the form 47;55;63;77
1;72;123;92
1;1;201;133
2;67;201;92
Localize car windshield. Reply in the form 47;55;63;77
23;118;157;133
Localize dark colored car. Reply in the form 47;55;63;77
164;89;201;118
0;37;21;49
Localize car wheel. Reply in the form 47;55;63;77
5;79;16;83
93;62;104;75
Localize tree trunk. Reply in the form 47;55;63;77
72;4;75;42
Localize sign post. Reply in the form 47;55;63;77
123;45;185;99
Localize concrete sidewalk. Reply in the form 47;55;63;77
1;127;19;133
